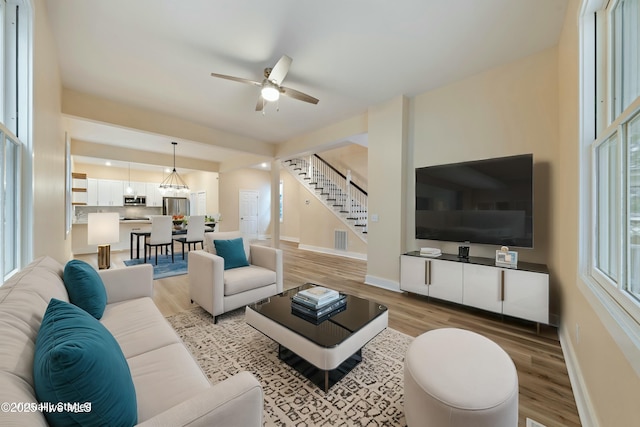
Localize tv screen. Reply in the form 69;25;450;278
415;154;533;248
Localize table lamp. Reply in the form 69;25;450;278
88;212;120;269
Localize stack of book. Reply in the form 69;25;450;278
292;285;346;321
419;247;442;257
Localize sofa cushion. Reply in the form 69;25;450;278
224;265;278;296
127;343;211;421
100;297;181;359
63;259;107;319
33;298;137;427
215;238;250;270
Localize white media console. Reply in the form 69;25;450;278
400;252;549;327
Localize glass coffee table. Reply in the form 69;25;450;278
245;283;388;392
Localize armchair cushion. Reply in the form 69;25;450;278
224;265;278;296
214;238;250;270
63;259;107;319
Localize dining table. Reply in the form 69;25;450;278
129;226;215;260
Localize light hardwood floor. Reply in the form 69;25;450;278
82;241;581;427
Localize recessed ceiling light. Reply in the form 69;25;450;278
105;161;112;166
165;168;172;173
261;163;267;168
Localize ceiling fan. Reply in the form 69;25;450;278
210;55;319;111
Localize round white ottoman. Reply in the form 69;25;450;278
404;328;518;427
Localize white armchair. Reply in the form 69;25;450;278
188;231;283;323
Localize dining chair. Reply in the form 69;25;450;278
173;215;205;259
145;215;174;264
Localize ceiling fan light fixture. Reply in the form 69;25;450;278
261;84;280;102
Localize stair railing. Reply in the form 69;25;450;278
308;155;368;225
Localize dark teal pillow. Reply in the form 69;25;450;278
63;259;107;319
33;298;137;427
214;238;250;270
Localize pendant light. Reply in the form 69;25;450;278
159;142;189;193
125;163;134;195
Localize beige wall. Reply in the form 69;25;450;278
555;1;640;426
218;165;368;257
32;0;68;262
279;170;301;241
317;144;369;192
408;48;557;266
185;170;220;215
218;168;271;236
366;96;409;288
297;192;368;256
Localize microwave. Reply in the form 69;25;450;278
123;196;146;206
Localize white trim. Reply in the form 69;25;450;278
298;243;367;261
279;235;300;243
364;274;401;292
559;322;599;427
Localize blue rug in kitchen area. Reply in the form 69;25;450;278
123;252;188;279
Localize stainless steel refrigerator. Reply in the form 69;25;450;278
162;197;190;217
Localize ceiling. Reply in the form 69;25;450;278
46;0;568;170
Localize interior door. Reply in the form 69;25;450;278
239;190;259;239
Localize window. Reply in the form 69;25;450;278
1;0;31;281
584;0;640;323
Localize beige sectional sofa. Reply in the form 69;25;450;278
0;256;263;426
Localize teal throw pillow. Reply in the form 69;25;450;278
33;298;137;427
214;237;250;270
63;259;108;319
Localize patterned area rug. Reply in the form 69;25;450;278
123;253;188;279
166;306;412;426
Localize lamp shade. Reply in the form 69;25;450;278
88;213;120;245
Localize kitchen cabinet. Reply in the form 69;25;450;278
124;181;146;197
85;178;163;207
87;178;98;206
145;183;163;207
400;252;549;325
97;179;124;206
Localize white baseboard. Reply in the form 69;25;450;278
558;323;598;427
364;275;401;292
298;244;367;261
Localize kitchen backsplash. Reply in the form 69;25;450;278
73;205;162;223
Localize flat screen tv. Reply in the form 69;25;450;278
415;154;533;248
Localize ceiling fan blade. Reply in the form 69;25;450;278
267;55;292;85
255;95;264;112
210;73;262;87
280;86;319;105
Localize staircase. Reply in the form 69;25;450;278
283;155;368;242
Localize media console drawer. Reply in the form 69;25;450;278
400;253;549;325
